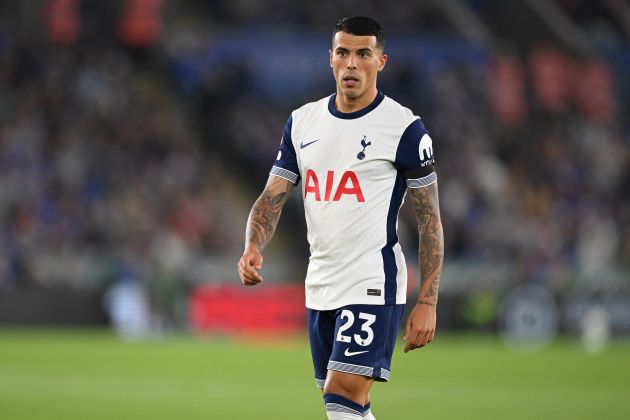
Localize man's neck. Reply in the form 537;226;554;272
335;88;378;113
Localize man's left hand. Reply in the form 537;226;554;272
403;303;436;353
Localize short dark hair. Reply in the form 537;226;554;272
333;16;385;50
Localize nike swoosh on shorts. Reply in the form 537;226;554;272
344;349;369;357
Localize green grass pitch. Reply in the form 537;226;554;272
0;329;628;419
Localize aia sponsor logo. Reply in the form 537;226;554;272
304;169;365;202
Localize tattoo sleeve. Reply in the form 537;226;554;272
408;181;444;306
245;176;294;251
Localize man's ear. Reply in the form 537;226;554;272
379;53;388;71
329;49;333;67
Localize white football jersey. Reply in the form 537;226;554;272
270;91;436;310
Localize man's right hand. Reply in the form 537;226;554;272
237;247;264;286
238;175;293;287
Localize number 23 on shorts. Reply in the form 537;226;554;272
336;309;376;347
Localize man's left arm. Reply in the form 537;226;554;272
403;181;444;353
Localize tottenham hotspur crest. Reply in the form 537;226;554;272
356;136;372;160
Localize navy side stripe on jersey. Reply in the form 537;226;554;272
272;115;301;184
382;172;407;305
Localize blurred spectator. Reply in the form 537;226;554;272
104;262;152;339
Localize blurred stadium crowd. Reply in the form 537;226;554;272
0;0;629;330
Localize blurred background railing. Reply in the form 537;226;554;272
0;0;628;341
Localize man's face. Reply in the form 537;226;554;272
330;31;387;101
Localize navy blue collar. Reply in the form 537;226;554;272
328;91;385;119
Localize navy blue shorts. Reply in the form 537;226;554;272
307;304;404;388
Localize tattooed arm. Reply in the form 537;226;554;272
402;181;444;352
237;176;294;286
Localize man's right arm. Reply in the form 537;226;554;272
237;175;294;286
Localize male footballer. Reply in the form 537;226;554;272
238;16;444;420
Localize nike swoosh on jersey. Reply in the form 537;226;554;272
300;139;320;149
343;349;369;357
